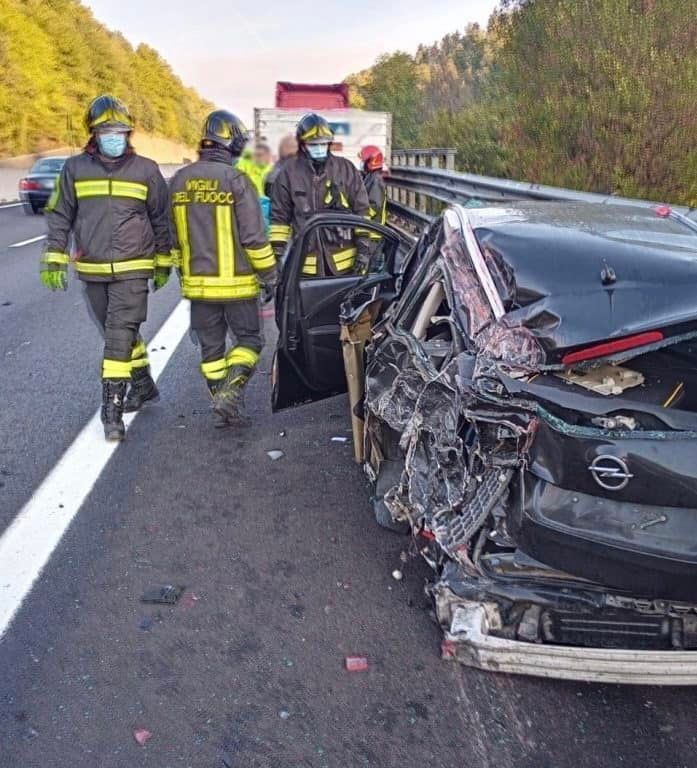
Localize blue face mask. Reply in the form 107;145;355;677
97;132;128;158
306;143;329;162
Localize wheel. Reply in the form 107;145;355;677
22;201;40;215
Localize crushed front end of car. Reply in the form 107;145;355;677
359;202;697;684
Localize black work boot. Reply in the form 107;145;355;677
102;380;127;441
211;365;251;428
124;366;160;413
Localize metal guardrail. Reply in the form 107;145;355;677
386;148;697;230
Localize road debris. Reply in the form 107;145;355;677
138;615;154;630
133;728;152;746
140;585;184;605
180;591;200;609
392;569;404;581
345;656;369;672
331;436;349;443
278;710;290;720
267;450;285;461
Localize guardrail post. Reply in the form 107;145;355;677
417;154;427;213
407;153;416;210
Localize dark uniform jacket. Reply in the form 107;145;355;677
44;146;171;281
364;171;387;224
269;153;371;276
169;146;276;302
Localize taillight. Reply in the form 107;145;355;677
562;331;664;366
20;179;41;191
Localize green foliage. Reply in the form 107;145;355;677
348;1;697;206
0;0;213;156
348;52;422;147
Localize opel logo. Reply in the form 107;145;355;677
588;455;633;491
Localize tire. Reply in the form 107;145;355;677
22;201;40;215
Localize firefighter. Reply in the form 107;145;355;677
359;145;387;225
169;110;277;428
40;94;171;442
269;113;373;277
359;145;388;268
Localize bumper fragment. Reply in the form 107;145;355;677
445;603;697;685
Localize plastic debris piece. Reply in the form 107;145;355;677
180;592;200;610
345;656;369;672
278;710;290;720
138;615;154;631
441;640;457;659
279;430;287;437
392;569;404;581
267;450;285;461
133;728;152;746
140;585;185;605
331;436;349;443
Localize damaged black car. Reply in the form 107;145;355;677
273;201;697;684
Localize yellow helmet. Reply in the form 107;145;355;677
84;95;134;134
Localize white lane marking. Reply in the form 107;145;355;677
8;234;46;248
0;202;23;210
0;299;191;639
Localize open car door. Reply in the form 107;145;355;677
272;213;401;411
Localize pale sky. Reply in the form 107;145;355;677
83;0;499;124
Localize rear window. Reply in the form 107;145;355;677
31;158;65;174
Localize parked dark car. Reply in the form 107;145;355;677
19;156;67;214
273;201;697;684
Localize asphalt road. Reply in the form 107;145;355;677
1;203;697;768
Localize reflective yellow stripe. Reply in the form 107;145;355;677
300;124;333;141
75;259;154;275
181;275;260;301
41;251;70;265
226;346;260;368
45;174;61;212
111;181;148;200
332;248;357;270
102;358;132;379
171;249;182;269
155;252;174;268
91;108;133;130
356;226;383;241
75;179;148;201
339;192;350;208
245;244;275;271
215;205;234;280
131;357;150;369
75;180;110;198
201;358;228;381
302;254;318;275
131;341;147;360
174;206;191;276
270;224;292;242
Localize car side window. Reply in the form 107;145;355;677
298;223;391;279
